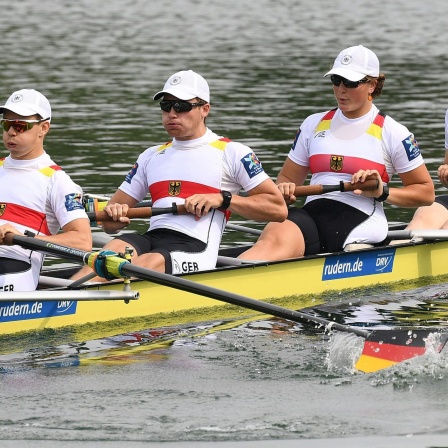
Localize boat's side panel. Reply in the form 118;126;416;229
1;240;448;335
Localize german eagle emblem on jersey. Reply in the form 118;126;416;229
0;203;6;217
168;181;181;196
330;155;344;171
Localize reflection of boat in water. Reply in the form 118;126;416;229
0;317;260;370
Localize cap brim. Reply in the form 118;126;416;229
323;68;366;82
0;104;45;117
153;88;196;101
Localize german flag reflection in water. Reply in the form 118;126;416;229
355;329;447;373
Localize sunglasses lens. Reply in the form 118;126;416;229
1;120;36;133
175;102;193;113
159;101;194;113
330;75;341;86
159;101;171;112
344;80;358;88
330;75;366;88
160;101;193;113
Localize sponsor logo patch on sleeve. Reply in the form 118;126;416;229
241;152;264;178
291;128;301;150
65;193;84;212
402;134;421;161
125;162;139;183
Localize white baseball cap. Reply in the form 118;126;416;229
324;45;380;81
0;89;51;120
153;70;210;103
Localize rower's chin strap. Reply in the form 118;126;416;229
87;250;130;280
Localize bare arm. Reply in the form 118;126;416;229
394;165;435;207
226;178;288;222
44;218;92;251
184;178;288;223
275;158;310;204
353;164;435;207
437;151;448;187
0;217;92;251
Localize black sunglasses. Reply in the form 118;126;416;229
330;74;369;89
159;100;206;113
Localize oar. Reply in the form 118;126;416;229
224;223;262;236
294;178;379;196
86;203;188;221
87;179;379;222
6;232;447;373
388;229;448;241
0;290;138;302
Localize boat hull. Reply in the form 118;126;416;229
1;239;448;336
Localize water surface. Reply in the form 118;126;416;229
1;0;448;445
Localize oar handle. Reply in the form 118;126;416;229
87;203;188;221
294;179;379;197
87;179;380;221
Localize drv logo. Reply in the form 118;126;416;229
375;255;393;272
57;301;75;313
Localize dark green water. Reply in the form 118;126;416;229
1;0;448;446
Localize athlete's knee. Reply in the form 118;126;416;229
105;238;136;256
260;220;301;245
239;220;304;260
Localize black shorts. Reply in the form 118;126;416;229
287;199;370;255
0;257;31;275
435;195;448;209
115;229;206;274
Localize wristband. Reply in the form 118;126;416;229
220;190;232;210
375;184;389;202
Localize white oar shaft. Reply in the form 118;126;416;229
0;290;139;302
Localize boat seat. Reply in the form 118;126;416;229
389;238;422;245
343;243;375;252
216;255;262;267
344;239;421;250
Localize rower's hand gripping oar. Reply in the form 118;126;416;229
87;179;380;222
293;178;379;197
6;232;447;373
87;203;188;222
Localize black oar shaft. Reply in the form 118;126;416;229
5;234;370;337
7;234;369;338
119;263;370;337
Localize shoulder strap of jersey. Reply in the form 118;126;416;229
209;137;232;151
314;108;337;133
157;141;173;152
39;164;62;177
366;110;386;140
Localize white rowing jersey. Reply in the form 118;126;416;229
288;105;425;243
0;152;88;291
118;128;269;273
